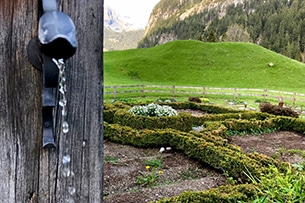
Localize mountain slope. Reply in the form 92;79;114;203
104;5;145;50
144;0;241;36
104;40;305;92
104;28;144;51
104;5;139;32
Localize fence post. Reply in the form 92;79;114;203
264;89;267;101
234;88;237;100
203;86;206;96
172;85;175;99
292;92;296;106
141;85;145;97
113;86;117;99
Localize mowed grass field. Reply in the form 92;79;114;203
104;40;305;93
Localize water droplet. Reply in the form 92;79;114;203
59;86;66;95
66;198;75;203
62;167;71;177
63;121;69;134
70;170;75;177
62;108;67;116
68;187;76;195
58;58;64;64
62;155;71;164
59;98;67;107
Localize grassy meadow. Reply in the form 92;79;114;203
104;40;305;93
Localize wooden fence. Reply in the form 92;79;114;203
104;85;305;107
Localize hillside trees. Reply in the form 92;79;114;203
222;24;252;42
140;0;305;61
299;20;305;62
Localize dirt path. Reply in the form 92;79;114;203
229;131;305;164
103;141;226;203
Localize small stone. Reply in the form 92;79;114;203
166;147;171;151
159;147;165;153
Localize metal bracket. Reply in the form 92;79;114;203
27;37;58;148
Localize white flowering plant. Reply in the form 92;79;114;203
129;103;178;117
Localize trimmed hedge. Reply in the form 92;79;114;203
104;102;131;124
202;116;305;138
105;102;275;132
161;102;244;114
222;118;277;134
113;109;194;131
104;122;282;183
272;116;305;133
154;184;258;203
103;101;305;202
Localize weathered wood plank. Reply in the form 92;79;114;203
0;0;103;202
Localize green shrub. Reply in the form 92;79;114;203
249;165;305;202
188;97;202;103
200;97;210;103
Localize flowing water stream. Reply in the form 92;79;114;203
53;58;76;202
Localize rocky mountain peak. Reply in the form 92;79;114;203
104;5;143;32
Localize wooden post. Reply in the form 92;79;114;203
278;96;284;107
172;85;176;99
0;0;103;202
142;84;145;97
292;92;296;106
114;86;117;99
264;89;267;101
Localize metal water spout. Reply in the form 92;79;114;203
27;0;77;148
42;0;58;11
38;0;77;59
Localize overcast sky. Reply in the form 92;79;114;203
105;0;160;27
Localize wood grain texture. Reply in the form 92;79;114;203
0;0;104;202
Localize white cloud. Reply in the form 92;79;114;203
105;0;160;27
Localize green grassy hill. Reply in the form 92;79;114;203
104;40;305;93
